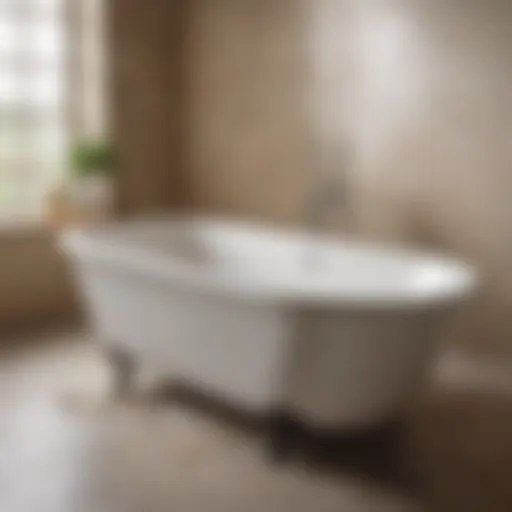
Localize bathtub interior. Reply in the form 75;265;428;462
66;215;476;306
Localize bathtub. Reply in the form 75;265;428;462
61;215;476;429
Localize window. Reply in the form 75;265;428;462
0;0;65;218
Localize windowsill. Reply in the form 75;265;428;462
0;216;54;242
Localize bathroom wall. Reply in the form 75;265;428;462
0;231;77;336
183;0;512;357
183;0;310;224
311;0;512;357
109;0;186;214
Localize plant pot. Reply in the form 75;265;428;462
67;174;115;223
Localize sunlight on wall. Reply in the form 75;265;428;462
351;4;430;168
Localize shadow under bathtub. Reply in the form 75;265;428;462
148;380;421;498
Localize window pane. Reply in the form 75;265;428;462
32;0;62;16
0;160;59;215
32;123;64;162
0;16;18;54
0;0;65;218
0;165;24;214
0;125;24;159
0;0;18;13
24;19;62;59
24;72;61;106
0;71;19;103
0;0;61;15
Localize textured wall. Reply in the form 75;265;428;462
310;0;512;357
0;231;77;335
109;0;186;214
183;0;512;357
183;0;310;224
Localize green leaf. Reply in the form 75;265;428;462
69;138;116;178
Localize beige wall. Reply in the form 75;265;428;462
0;232;78;335
109;0;186;214
312;0;512;357
183;0;310;224
183;0;512;357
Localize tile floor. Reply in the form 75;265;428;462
0;330;511;511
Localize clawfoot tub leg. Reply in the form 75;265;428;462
267;412;304;463
60;345;139;415
105;346;138;399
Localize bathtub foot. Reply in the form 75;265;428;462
267;412;304;463
105;346;137;398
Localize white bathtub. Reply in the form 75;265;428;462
61;215;476;429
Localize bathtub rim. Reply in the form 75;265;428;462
59;214;479;312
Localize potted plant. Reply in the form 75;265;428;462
68;138;116;222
